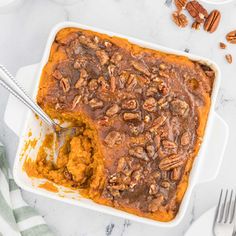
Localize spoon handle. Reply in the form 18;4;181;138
0;64;57;129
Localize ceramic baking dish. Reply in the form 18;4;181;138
4;22;229;227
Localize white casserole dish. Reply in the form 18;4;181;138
4;22;229;227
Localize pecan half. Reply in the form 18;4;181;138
186;1;208;23
52;70;63;80
71;95;82;110
148;195;164;212
226;30;236;44
131;61;150;76
159;154;186;171
60;78;70;92
106;104;120;117
204;10;221;33
143;97;157;112
123;112;141;121
181;132;191;146
104;131;124;147
172;11;188;28
96;50;109;65
174;0;187;11
122;99;138;110
150;116;167;133
162;140;177;149
225;54;233;64
129;146;149;161
171;167;182;181
192;21;201;30
88;98;103;109
219;42;227;49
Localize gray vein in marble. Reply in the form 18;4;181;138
164;0;173;8
105;223;115;236
120;219;131;236
215;88;234;112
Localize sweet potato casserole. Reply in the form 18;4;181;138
24;27;214;222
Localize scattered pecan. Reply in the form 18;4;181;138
131;61;150;76
60;78;70;92
186;1;208;23
226;30;236;44
122;99;138;110
181;132;191;146
57;32;78;45
52;70;63;80
192;21;201;30
104;131;124;147
161;181;170;189
159;154;186;171
225;54;233;64
174;0;187;10
146;86;158;97
129;146;149;161
144;115;151;123
88;98;104;109
143;97;157;112
106;104;120;117
71;95;82;110
116;157;127;172
150;116;167;133
123;112;141;121
108;64;116;77
204;10;221;33
219;42;227;49
172;11;188;28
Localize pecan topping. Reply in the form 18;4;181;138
123;112;141;121
111;52;123;64
60;78;70;92
110;76;116;92
174;0;187;11
225;54;233;64
129;146;149;161
148;195;164;212
104;131;123;147
149;184;158;195
131;61;150;76
96;50;109;65
219;42;227;49
172;11;188;28
150;116;167;133
186;1;208;23
88;79;98;91
52;70;63;80
88;98;103;109
226;30;236;44
170;99;189;116
159;154;186;171
181;132;191;146
71;95;82;110
162;140;177;149
143;97;157;112
126;74;138;91
204;10;221;33
146;145;156;159
171;167;182;181
106;104;120;117
122;99;138;110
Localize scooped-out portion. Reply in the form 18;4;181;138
23;27;214;222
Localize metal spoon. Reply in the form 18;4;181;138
0;64;78;161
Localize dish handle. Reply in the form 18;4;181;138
196;112;229;184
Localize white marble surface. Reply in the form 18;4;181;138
0;0;236;235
